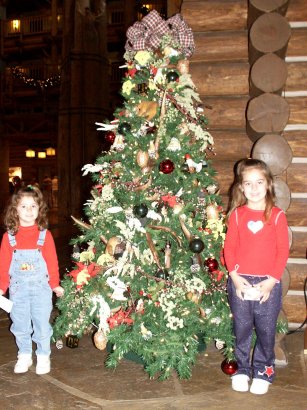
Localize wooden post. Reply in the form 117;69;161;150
57;0;109;220
248;0;290;28
249;12;291;64
250;53;288;96
246;93;290;141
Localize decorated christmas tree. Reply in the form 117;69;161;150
53;10;234;380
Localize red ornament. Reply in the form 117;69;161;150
205;257;219;272
159;159;175;174
221;359;238;375
105;131;116;144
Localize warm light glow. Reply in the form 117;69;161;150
38;151;46;159
25;149;35;158
12;20;21;32
46;147;56;156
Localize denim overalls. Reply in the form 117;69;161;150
8;229;53;357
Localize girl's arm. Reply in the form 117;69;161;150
0;234;13;293
42;231;61;289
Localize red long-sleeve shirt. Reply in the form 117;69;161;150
224;205;289;281
0;225;60;293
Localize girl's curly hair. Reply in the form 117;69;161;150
4;186;48;234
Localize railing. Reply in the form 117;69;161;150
5;14;63;37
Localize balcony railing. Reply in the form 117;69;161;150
5;14;63;37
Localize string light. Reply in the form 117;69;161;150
10;67;61;89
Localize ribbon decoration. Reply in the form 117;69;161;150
125;10;195;58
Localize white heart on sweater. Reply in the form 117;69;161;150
247;220;264;234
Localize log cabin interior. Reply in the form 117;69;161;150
0;1;306;348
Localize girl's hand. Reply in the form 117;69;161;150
53;286;64;297
230;271;251;300
0;289;4;296
256;277;277;304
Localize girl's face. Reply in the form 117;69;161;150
241;168;268;210
16;196;39;227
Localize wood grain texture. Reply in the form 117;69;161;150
286;261;307;289
190;61;249;96
287;28;307;57
286;199;307;226
285;130;307;157
200;96;249;129
287;0;307;21
283;295;306;323
286;63;307;92
286;163;307;192
192;31;248;63
288;97;307;124
181;0;247;32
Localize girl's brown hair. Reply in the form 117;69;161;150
4;186;48;234
227;158;275;223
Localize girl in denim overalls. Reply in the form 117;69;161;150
224;159;289;395
0;186;64;374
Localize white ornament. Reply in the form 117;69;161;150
166;137;181;152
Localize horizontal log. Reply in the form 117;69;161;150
249;12;291;64
246;93;290;141
213;160;241;196
201;96;249;129
287;0;307;22
285;130;307;157
250;54;288;96
286;163;307;192
286;198;307;226
286;260;307;288
289;230;307;258
248;0;290;28
190;61;249;96
287;28;307;57
211;130;252;160
192;31;248;63
283;295;306;324
288;97;307;124
181;0;247;32
286;62;307;92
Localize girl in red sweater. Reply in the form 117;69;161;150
0;186;64;374
224;159;289;395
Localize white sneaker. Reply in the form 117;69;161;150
250;378;270;394
231;374;250;392
14;354;33;374
36;355;50;375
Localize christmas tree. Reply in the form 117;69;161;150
53;10;234;380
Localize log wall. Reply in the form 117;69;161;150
181;0;307;326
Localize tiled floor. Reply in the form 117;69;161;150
0;211;306;409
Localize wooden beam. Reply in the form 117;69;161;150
181;0;247;32
190;61;249;96
192;31;248;63
249;12;291;64
250;53;288;96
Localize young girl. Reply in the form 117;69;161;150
0;186;64;375
224;159;289;395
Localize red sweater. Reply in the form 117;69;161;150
224;205;289;281
0;225;60;293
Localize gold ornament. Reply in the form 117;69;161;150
136;150;149;168
93;330;108;351
206;204;219;220
186;291;203;304
177;59;190;74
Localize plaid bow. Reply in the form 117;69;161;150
125;10;195;58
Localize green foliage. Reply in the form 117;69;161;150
52;28;234;380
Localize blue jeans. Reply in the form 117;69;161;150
227;276;282;383
9;244;53;357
